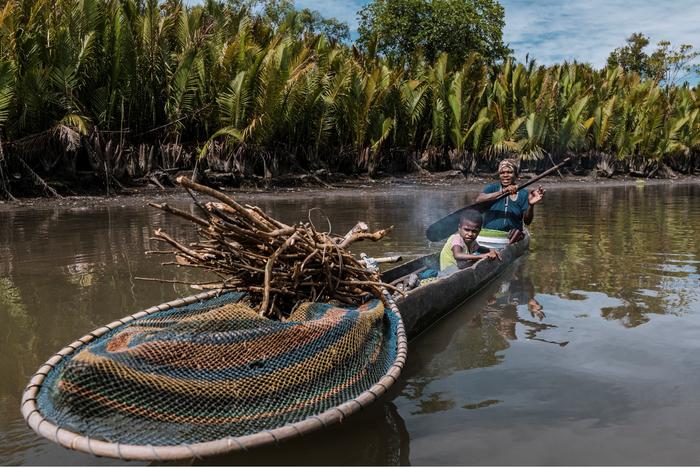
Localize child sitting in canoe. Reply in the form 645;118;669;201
439;209;500;277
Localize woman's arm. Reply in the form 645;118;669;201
475;184;517;203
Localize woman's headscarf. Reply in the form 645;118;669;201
498;158;519;176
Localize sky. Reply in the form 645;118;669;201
295;0;700;75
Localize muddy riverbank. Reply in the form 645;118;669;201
2;171;699;211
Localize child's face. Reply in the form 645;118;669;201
458;220;481;243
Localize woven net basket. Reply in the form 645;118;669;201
21;290;406;461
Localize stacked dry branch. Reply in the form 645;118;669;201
146;176;397;319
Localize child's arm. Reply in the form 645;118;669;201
452;246;499;262
484;249;500;260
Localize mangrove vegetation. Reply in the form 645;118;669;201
0;0;699;198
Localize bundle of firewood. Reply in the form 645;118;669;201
145;176;397;319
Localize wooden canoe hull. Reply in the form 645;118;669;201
381;235;530;339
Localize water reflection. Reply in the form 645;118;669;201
399;259;566;417
199;402;410;466
2;182;700;465
529;183;700;328
479;266;567;346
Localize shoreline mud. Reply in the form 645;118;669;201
1;172;698;211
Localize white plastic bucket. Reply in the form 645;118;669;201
477;229;510;250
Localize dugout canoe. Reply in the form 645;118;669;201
381;233;530;339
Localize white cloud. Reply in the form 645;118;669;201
501;0;700;70
305;0;700;75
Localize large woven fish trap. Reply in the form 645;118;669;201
21;290;407;461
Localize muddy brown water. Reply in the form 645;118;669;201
1;182;699;465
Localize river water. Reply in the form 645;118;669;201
1;182;699;465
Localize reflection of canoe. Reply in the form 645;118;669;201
382;234;530;339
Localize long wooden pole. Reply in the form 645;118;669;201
490;157;571;205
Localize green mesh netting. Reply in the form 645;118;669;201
36;292;400;446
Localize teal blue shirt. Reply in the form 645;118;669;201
482;183;529;232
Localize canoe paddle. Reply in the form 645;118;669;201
425;157;571;242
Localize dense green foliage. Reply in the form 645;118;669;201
607;32;700;86
357;0;509;64
0;0;698;196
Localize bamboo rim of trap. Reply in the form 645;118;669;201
20;289;407;461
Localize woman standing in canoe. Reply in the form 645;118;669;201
475;159;545;243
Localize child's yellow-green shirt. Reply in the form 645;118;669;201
439;234;484;270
